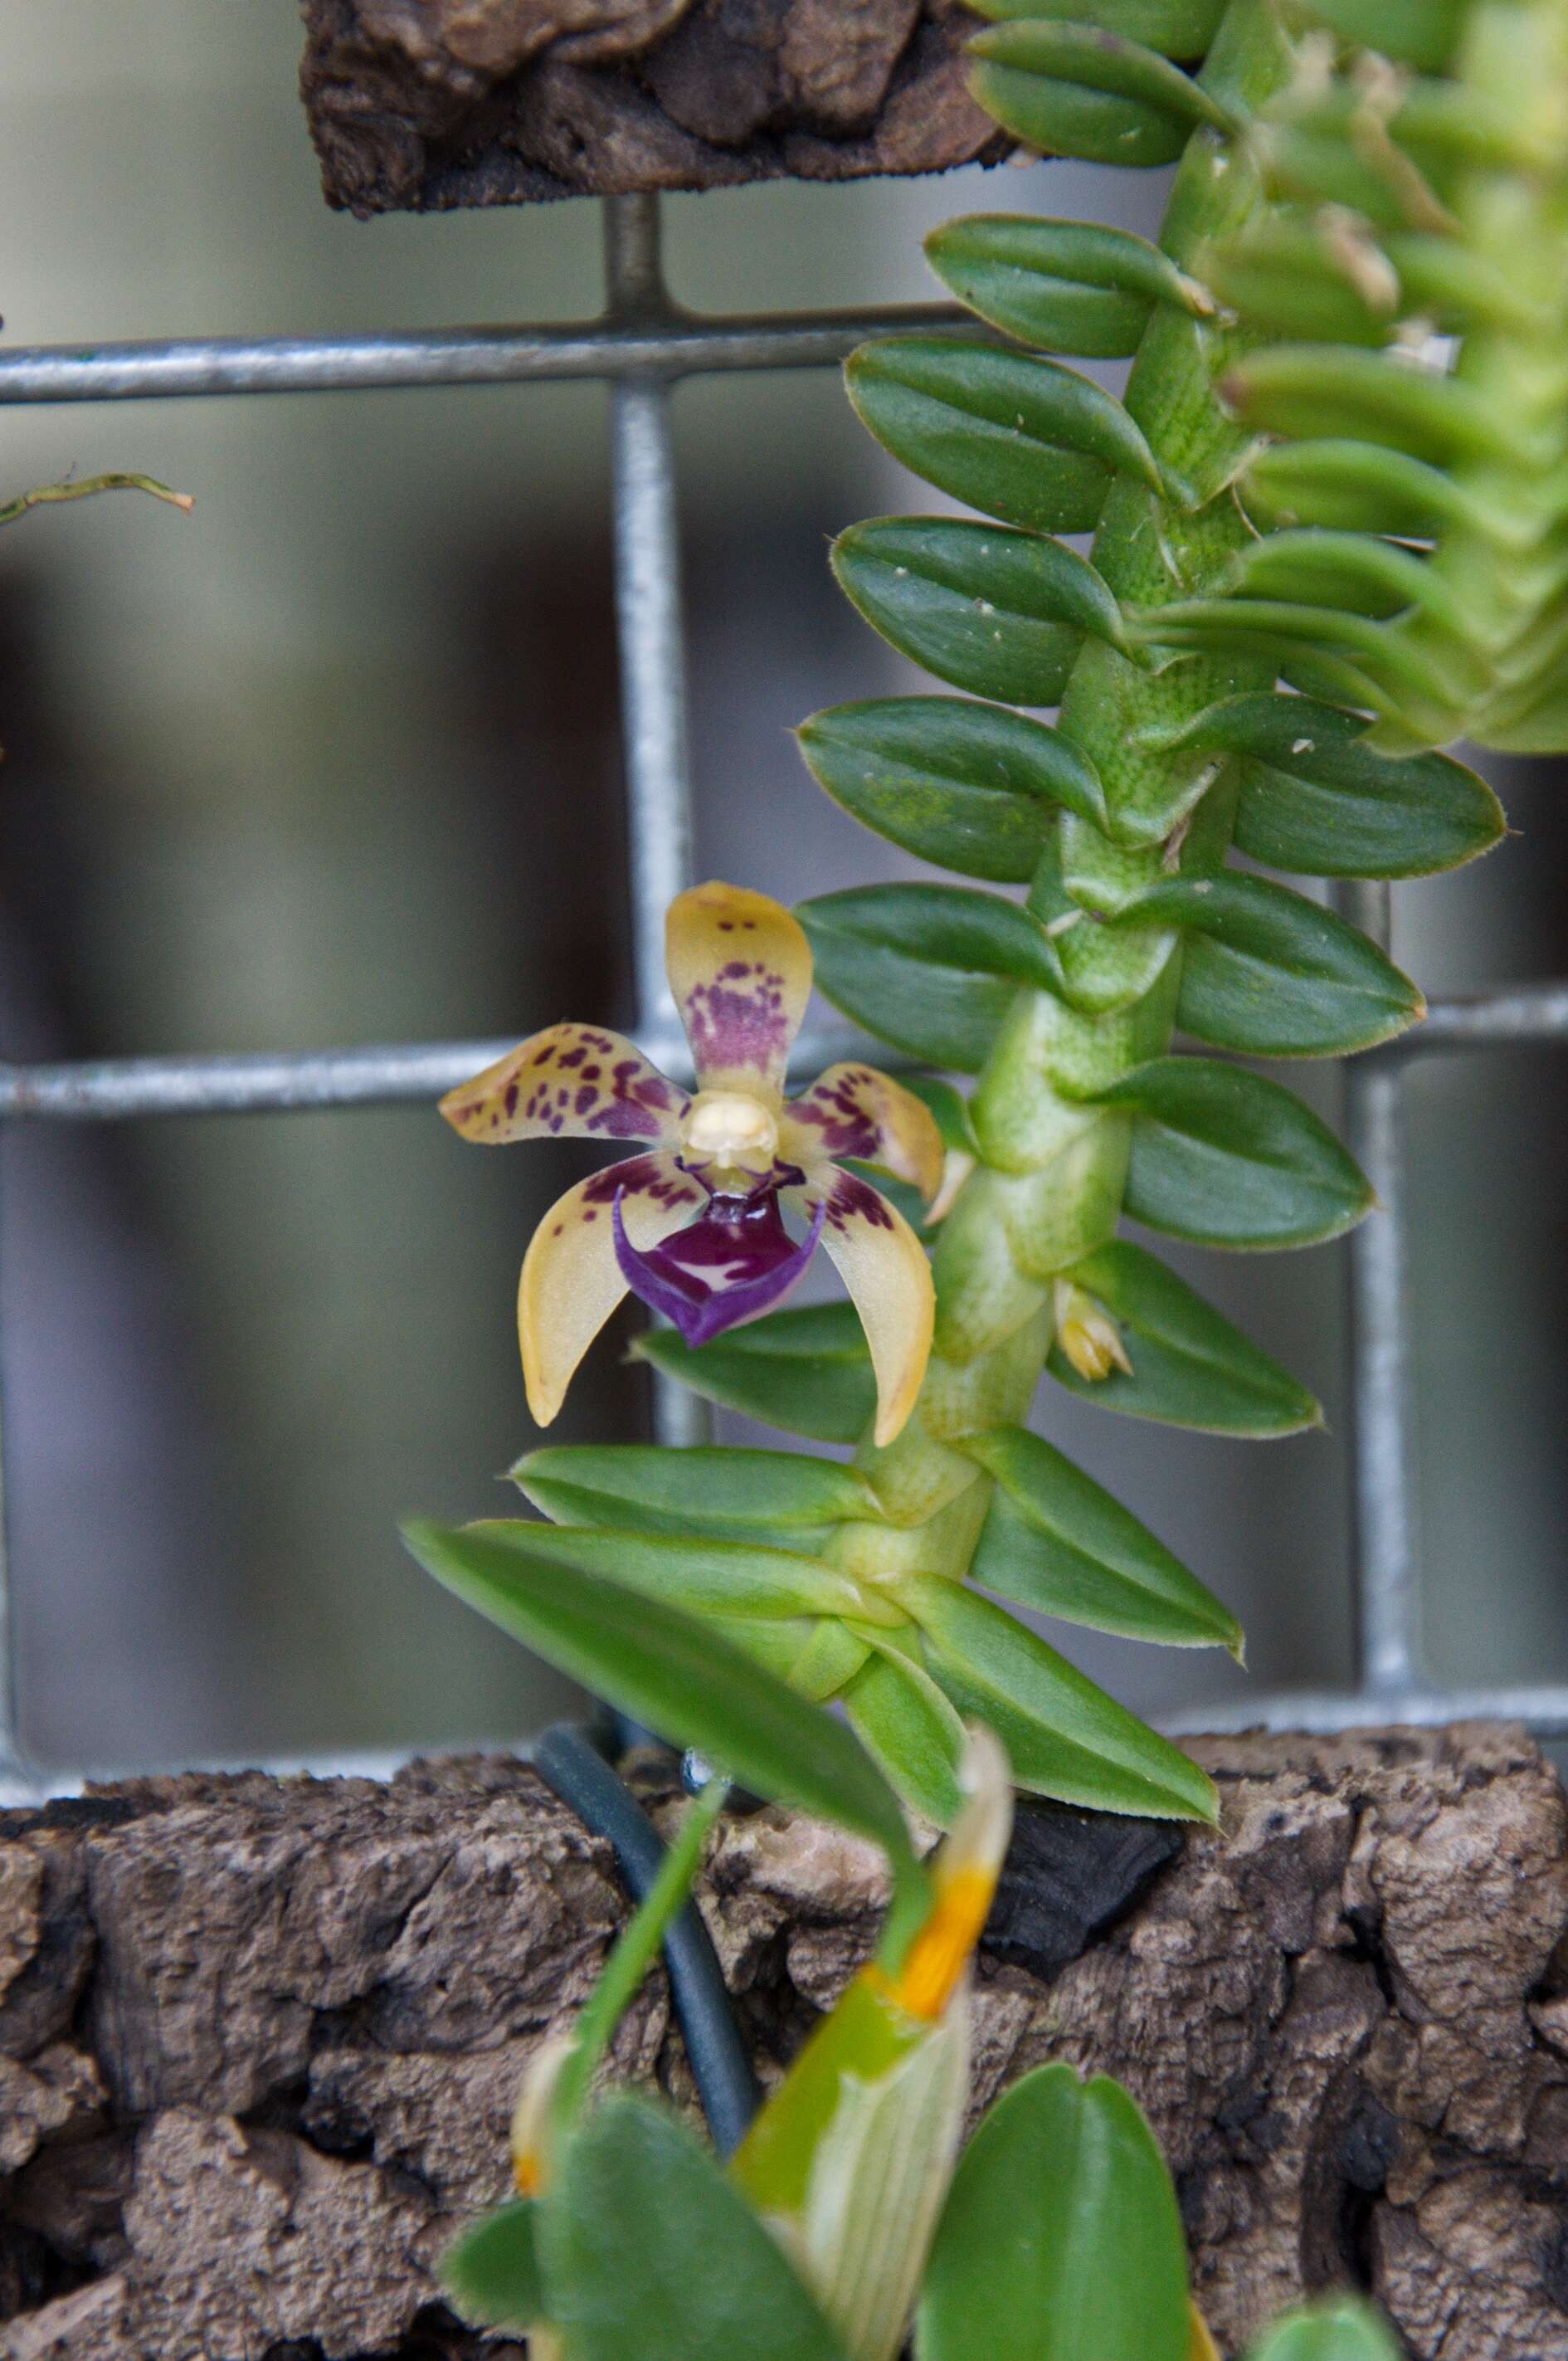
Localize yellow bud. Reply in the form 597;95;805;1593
1053;1279;1133;1383
1188;2300;1222;2361
889;1725;1012;2023
509;2030;576;2198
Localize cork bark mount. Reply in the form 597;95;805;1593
2;1727;1568;2359
298;1;1010;217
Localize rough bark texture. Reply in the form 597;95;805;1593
1;1725;1566;2359
298;0;1010;217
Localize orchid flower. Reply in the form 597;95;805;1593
441;880;942;1447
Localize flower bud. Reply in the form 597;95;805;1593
1053;1278;1133;1383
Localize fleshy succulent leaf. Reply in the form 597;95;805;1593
1123;873;1424;1058
1100;1055;1375;1249
797;695;1106;880
1045;1241;1322;1436
968;22;1237;167
903;1576;1218;1821
916;2065;1191;2361
545;2096;850;2361
1244;2300;1405;2361
798;884;1064;1072
963;1424;1243;1651
843;1641;968;1827
830;518;1126;705
632;1300;877;1444
514;1442;876;1546
926;213;1211;357
846;338;1165;534
441;2202;549;2334
1161;694;1505;879
401;1520;924;1890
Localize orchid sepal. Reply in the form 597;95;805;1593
440;1022;686;1149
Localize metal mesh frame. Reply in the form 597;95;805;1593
2;193;1565;1791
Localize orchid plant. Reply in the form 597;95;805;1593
419;0;1545;1832
405;0;1554;2343
406;1549;1397;2361
415;0;1539;1822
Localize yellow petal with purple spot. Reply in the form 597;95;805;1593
441;1024;686;1149
665;882;812;1103
795;1168;935;1448
519;1150;704;1427
781;1064;945;1204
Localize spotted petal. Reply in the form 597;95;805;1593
791;1168;935;1448
666;882;812;1103
441;1025;686;1149
519;1151;704;1427
781;1065;945;1204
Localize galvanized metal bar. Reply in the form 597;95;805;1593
0;1022;883;1123
0;305;975;406
1336;880;1423;1696
1162;1682;1568;1739
604;196;710;1453
1342;1061;1423;1692
1393;979;1568;1055
606;196;694;1042
0;979;1561;1124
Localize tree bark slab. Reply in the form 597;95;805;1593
298;0;1010;217
2;1724;1566;2358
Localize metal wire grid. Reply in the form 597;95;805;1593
0;190;1565;1795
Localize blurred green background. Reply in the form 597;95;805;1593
1;4;1562;1773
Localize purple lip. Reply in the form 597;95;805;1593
612;1185;825;1349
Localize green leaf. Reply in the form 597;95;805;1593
1126;871;1424;1056
969;22;1235;168
1207;220;1533;344
903;1072;981;1157
1293;0;1461;69
633;1301;876;1445
964;1425;1243;1651
927;213;1210;357
1166;692;1505;877
965;0;1225;52
797;696;1104;883
1045;1240;1322;1435
843;1641;967;1825
709;1614;873;1702
402;1520;922;1885
1226;529;1468;637
465;1518;888;1625
1101;1055;1374;1249
547;2095;850;2361
1246;2300;1405;2361
903;1577;1218;1820
831;517;1124;705
917;2065;1190;2361
1197;218;1398;346
1242;437;1497;540
798;883;1063;1072
441;2202;548;2334
1473;663;1568;754
514;1442;876;1550
1133;590;1463;720
847;338;1164;533
1220;346;1529;469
